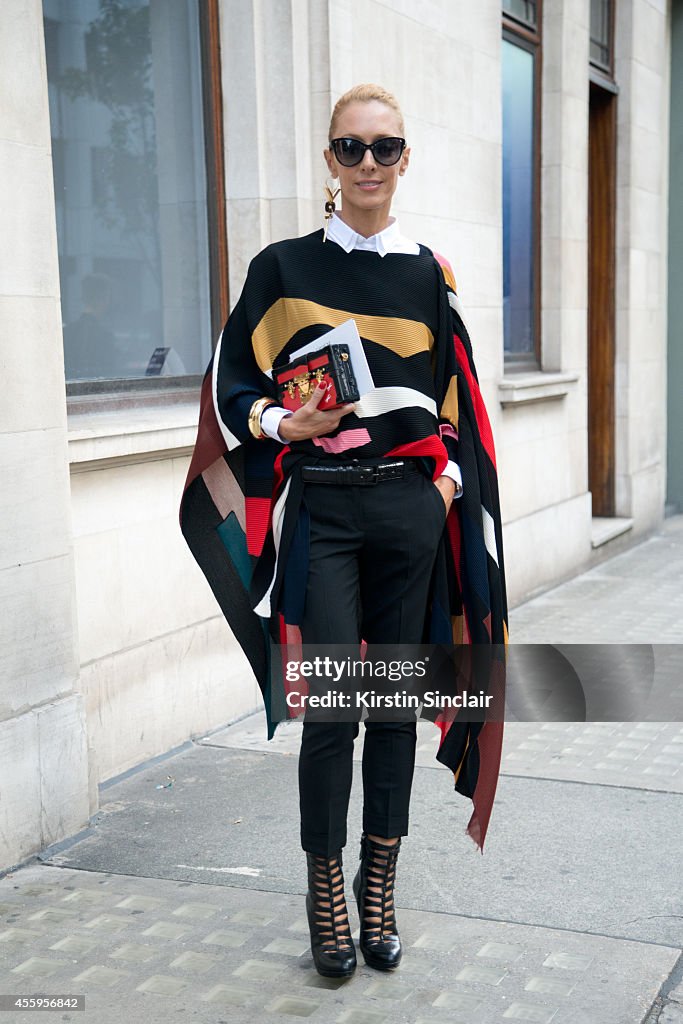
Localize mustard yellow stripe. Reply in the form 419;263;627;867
439;261;458;294
252;297;434;372
451;734;469;785
451;613;464;645
440;375;459;428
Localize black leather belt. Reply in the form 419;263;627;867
301;459;420;485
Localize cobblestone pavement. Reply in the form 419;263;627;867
0;863;678;1024
208;716;683;793
1;516;682;1023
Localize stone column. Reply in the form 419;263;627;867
614;0;671;524
0;0;89;872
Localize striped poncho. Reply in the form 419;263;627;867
179;228;508;852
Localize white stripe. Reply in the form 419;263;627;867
354;387;437;419
253;476;292;618
211;327;241;451
448;290;469;332
482;505;498;567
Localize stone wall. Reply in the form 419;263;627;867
0;0;89;871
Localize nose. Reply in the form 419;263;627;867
359;146;377;171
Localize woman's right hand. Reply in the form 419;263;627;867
277;383;357;442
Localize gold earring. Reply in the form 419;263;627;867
323;176;340;242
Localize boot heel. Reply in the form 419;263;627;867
305;849;357;978
353;832;402;970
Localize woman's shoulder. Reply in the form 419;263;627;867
256;229;323;260
245;230;323;277
422;246;458;294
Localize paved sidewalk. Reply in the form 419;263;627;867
510;513;683;645
1;516;682;1023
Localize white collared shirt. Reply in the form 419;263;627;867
324;210;420;256
261;212;462;494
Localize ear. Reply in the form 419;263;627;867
399;145;411;176
323;148;336;177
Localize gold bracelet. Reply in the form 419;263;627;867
248;398;270;439
248;397;276;440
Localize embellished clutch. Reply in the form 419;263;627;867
272;343;360;412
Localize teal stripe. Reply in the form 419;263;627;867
216;512;252;591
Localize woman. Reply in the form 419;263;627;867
180;83;508;981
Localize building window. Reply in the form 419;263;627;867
43;0;225;392
502;3;542;365
590;0;614;75
502;0;537;31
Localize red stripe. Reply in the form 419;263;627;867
453;334;496;470
468;719;504;852
243;444;293;557
272;444;290;498
446;503;465;637
278;618;308;723
245;497;272;556
385;436;448;479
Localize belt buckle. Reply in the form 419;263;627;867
358;466;377;485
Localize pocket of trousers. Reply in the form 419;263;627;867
426;476;449;525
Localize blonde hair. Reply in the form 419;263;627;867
328;83;405;141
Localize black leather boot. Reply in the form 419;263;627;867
305;849;357;978
352;832;402;970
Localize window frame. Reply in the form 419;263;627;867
502;0;538;32
62;0;228;411
502;1;543;371
589;0;615;79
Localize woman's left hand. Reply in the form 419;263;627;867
434;475;456;514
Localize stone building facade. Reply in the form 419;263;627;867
0;0;677;871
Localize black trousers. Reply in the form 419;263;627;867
298;460;447;855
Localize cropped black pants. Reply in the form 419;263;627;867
298;459;447;856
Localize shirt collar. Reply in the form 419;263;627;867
326;211;405;257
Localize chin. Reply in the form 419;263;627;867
349;190;391;208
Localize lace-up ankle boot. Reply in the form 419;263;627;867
305;849;357;978
352;832;402;970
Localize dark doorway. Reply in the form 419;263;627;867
587;82;617;516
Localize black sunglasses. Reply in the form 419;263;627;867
329;136;406;167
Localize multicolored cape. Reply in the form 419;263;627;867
179;229;509;852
